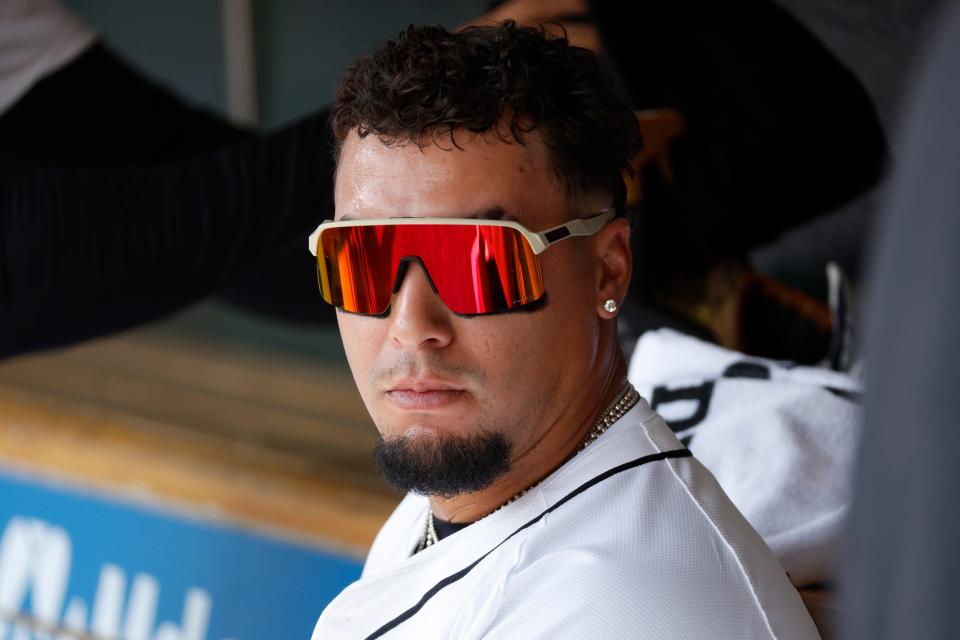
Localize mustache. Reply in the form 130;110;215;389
372;353;487;388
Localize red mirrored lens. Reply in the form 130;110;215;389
317;224;544;314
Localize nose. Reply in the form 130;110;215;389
387;261;454;350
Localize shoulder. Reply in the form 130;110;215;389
471;420;819;639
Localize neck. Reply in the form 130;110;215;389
429;353;630;523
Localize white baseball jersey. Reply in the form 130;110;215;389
312;400;820;639
629;329;861;586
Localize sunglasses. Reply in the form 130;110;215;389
307;207;615;316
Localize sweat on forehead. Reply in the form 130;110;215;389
332;126;565;226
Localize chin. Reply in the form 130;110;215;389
373;426;514;496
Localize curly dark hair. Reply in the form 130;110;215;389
331;21;641;206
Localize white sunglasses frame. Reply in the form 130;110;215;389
307;207;616;257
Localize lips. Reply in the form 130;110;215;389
385;379;467;410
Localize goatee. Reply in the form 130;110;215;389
373;430;512;497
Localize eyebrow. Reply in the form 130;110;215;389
336;206;519;223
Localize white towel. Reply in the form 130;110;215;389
628;328;860;586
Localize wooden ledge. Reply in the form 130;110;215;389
0;329;399;553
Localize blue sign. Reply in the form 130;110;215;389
0;466;363;640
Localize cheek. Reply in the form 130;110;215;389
467;290;592;385
539;249;602;354
336;313;386;389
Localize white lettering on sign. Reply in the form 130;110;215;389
0;517;222;640
0;517;70;640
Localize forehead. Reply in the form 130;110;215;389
334;129;568;228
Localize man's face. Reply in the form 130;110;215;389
334;129;614;494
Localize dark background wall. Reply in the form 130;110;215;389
65;0;229;114
65;0;486;127
252;0;485;127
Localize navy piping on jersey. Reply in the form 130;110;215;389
364;447;693;639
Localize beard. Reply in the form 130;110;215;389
373;430;512;498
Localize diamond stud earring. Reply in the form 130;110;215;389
603;299;618;313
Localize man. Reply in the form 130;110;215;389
308;22;819;639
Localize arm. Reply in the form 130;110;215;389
0;112;334;359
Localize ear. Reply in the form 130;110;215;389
594;217;632;319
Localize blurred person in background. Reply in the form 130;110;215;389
307;22;820;639
475;0;887;365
